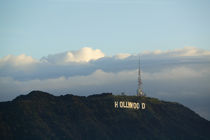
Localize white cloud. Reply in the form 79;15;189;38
115;53;131;59
142;46;210;57
0;54;37;66
66;47;105;62
41;47;105;64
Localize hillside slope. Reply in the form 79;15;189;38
0;91;210;140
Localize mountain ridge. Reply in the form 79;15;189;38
0;90;210;140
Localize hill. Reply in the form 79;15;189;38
0;91;210;140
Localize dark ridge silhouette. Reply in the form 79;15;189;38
0;90;210;140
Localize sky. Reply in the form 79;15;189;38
0;0;210;120
1;0;210;58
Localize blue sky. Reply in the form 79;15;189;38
1;0;210;59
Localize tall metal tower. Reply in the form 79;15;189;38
137;56;144;96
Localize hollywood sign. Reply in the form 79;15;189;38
114;101;146;110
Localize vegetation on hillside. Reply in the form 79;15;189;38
0;91;209;140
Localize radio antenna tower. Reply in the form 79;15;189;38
137;56;144;96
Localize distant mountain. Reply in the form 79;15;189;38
0;91;210;140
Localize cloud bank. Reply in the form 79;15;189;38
142;46;210;56
0;47;210;120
